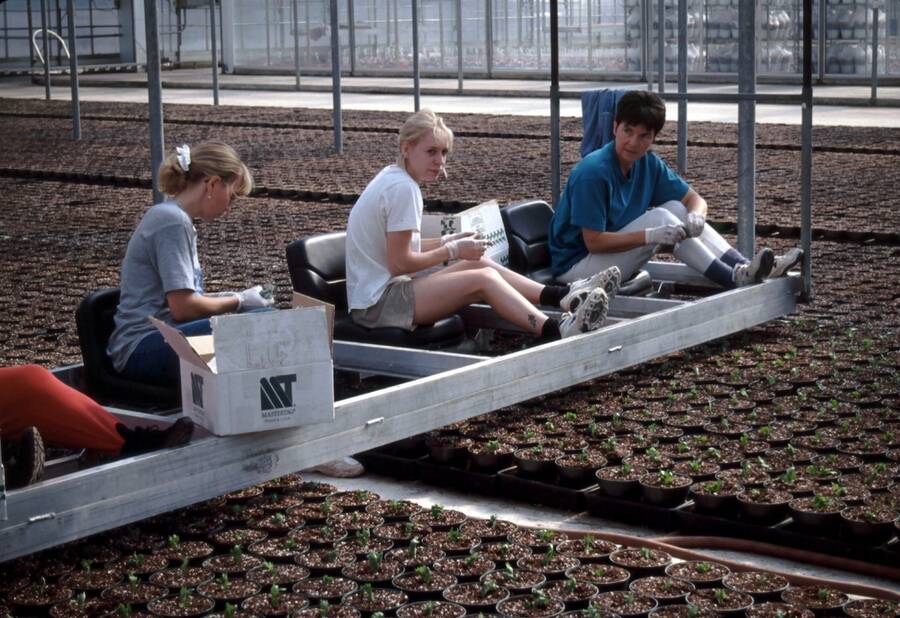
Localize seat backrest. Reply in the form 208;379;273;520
285;232;349;310
75;287;121;388
581;88;627;158
501;199;554;275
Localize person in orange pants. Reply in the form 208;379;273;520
1;365;192;488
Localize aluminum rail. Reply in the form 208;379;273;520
0;275;799;563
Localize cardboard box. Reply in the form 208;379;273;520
151;307;334;436
422;199;510;266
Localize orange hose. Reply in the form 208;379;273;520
517;524;900;602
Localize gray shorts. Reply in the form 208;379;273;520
350;277;417;331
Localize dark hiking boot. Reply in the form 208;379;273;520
117;417;194;456
2;426;46;489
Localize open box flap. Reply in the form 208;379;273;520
149;316;211;371
292;292;335;352
210;307;332;374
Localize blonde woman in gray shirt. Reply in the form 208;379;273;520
108;142;270;387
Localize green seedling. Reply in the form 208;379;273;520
178;587;192;609
317;600;331;618
269;584;283;607
414;565;433;584
366;551;383;571
479;580;498;598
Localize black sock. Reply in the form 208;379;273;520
704;259;736;289
720;248;749;268
539;285;569;308
540;318;561;341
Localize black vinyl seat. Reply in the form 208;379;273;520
75;287;179;407
285;232;466;349
501;199;652;296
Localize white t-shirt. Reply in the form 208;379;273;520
346;165;422;310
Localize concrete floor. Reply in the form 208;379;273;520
3;69;900;126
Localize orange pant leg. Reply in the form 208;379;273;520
0;365;124;454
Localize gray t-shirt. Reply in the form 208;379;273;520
107;201;203;372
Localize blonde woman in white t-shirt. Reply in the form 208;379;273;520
345;109;618;341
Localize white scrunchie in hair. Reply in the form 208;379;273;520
175;144;191;173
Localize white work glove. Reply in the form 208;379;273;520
684;212;706;238
445;236;488;260
440;231;475;246
234;285;275;312
645;224;687;246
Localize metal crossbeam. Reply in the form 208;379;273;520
0;277;798;562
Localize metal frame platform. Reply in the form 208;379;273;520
0;270;799;563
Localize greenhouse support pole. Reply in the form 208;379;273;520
292;0;300;89
265;0;271;65
456;0;463;92
330;0;343;155
145;0;165;204
642;0;650;88
676;0;686;174
586;0;592;68
209;0;219;106
412;0;420;111
736;0;756;259
40;0;51;99
27;0;35;67
65;0;80;139
657;0;664;94
485;0;493;77
800;0;813;301
817;0;824;82
550;0;560;207
221;0;234;73
348;0;356;74
870;8;878;104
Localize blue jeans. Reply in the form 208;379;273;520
121;318;212;387
120;308;274;387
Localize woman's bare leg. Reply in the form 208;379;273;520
411;266;547;334
436;257;546;304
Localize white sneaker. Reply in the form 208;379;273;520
560;266;621;312
732;248;774;287
559;288;609;338
769;247;803;278
306;456;365;478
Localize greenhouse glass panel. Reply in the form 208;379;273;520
233;0;349;71
0;0;122;69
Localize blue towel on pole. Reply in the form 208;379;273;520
580;89;627;158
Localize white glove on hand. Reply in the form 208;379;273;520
440;231;475;246
235;285;275;312
445;237;488;260
685;212;706;238
645;224;687;246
